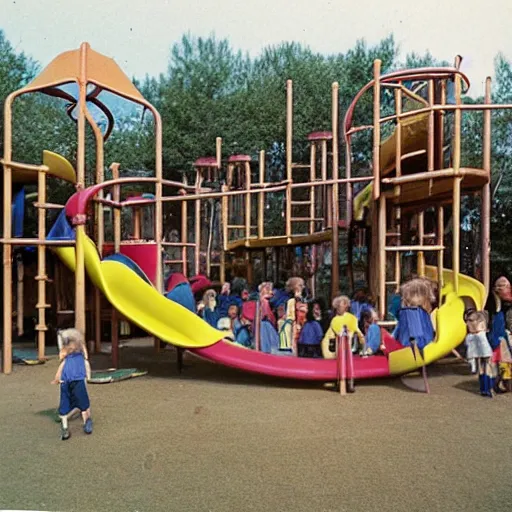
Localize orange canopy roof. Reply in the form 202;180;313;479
21;43;145;103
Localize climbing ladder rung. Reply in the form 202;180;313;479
35;303;51;309
35;275;52;282
385;244;444;252
377;320;398;327
34;202;65;209
385;281;398;285
291;164;311;169
35;325;48;331
291;201;311;205
291;217;323;222
386;232;400;237
57;310;74;315
164;260;184;264
161;242;196;247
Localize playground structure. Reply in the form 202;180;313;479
1;43;510;384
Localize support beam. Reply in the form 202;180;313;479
481;77;492;293
331;82;340;299
74;42;88;336
286;80;293;241
36;169;48;360
378;195;386;318
372;60;382;200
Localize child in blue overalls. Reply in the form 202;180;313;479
51;328;93;440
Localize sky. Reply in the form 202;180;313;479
2;0;512;97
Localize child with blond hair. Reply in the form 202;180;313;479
321;295;364;359
465;310;495;397
52;329;93;440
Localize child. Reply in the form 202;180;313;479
52;329;93;440
393;278;436;351
359;309;383;356
258;282;280;354
321;295;364;359
464;310;495;397
198;289;219;327
217;304;242;343
298;300;324;358
279;277;306;355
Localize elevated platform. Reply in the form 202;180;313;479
383;167;488;211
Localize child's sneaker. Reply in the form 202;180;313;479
83;418;93;434
61;427;70;441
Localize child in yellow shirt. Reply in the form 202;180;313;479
321;295;364;359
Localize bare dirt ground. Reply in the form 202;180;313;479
1;343;511;512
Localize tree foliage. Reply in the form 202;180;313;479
2;29;512;279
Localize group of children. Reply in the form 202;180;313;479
465;275;512;397
48;273;512;442
195;276;384;359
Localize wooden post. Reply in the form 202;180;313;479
258;150;265;239
219;251;226;284
111;164;121;252
245;162;251;245
286;79;293;241
394;87;403;290
373;60;382;200
35;169;48;360
194;169;202;276
181;178;189;277
378;195;386;319
215;137;222;168
133;208;141;239
16;255;23;337
427;79;435;182
452;70;462;294
331;82;340;300
73;42;89;336
2;90;15;373
345;139;352;233
254;300;261;352
436;80;447;171
194;198;201;275
481;77;491;293
153;109;164;352
437;207;444;305
309;142;316;234
322;140;331;227
111;163;121;366
85;111;105;355
338;334;347;396
417;212;425;276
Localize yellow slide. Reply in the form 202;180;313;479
54;230;222;349
388;266;486;375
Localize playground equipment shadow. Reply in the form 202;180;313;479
1;345;512;512
88;342;444;392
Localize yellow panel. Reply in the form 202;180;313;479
43;151;76;184
12;151;77;184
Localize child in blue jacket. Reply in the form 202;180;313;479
52;329;93;440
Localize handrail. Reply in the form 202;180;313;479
66;175;375;217
343;67;470;139
382;167;488;185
